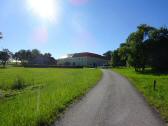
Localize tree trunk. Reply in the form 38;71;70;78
142;66;145;72
2;61;6;68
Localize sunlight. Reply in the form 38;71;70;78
27;0;60;23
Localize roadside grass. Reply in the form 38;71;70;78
0;67;102;126
112;68;168;122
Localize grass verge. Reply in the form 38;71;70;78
112;68;168;122
0;67;102;126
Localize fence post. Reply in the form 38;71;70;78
153;80;157;91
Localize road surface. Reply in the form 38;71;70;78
54;69;165;126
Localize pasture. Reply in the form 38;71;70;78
113;68;168;122
0;67;102;126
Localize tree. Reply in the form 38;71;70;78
104;24;168;71
118;43;130;66
145;27;168;70
14;49;56;66
17;50;27;64
43;53;55;65
31;49;40;58
112;49;126;67
13;52;20;64
126;24;155;71
0;49;11;67
103;51;112;60
103;51;113;66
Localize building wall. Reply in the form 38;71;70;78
57;56;107;67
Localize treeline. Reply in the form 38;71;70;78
104;24;168;71
0;49;56;67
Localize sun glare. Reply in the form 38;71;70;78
27;0;60;23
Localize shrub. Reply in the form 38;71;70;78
11;77;26;90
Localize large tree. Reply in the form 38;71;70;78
118;43;130;66
112;24;168;71
17;50;27;64
15;49;56;66
0;49;11;67
112;49;126;67
126;24;155;71
31;49;41;58
145;27;168;70
13;52;20;64
103;51;112;60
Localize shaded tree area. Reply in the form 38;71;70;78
14;49;56;66
103;51;113;66
104;24;168;71
0;49;12;67
103;51;112;60
145;27;168;70
112;49;126;67
0;48;57;67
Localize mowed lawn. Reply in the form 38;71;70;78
113;68;168;122
0;67;102;126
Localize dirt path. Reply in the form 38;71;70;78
54;69;165;126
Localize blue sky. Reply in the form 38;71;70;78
0;0;168;58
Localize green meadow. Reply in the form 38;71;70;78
113;68;168;122
0;67;102;126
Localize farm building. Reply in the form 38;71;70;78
57;52;108;67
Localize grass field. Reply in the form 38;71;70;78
113;68;168;122
0;67;102;126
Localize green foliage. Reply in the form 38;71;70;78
14;49;56;66
0;67;101;126
107;24;168;71
103;51;113;66
118;43;130;61
112;49;126;67
0;49;11;67
11;77;26;90
103;50;112;60
125;24;155;71
113;68;168;122
145;27;168;70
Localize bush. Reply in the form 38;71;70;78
11;77;26;90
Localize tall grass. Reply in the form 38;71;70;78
113;68;168;122
0;67;102;126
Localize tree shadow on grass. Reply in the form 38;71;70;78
136;69;168;76
0;67;6;69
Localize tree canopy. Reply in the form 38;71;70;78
13;49;56;66
0;49;56;67
0;49;12;67
105;24;168;71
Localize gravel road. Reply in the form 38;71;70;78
54;69;166;126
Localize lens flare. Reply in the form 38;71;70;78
70;0;88;5
31;27;48;45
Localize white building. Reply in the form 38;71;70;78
57;52;108;67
